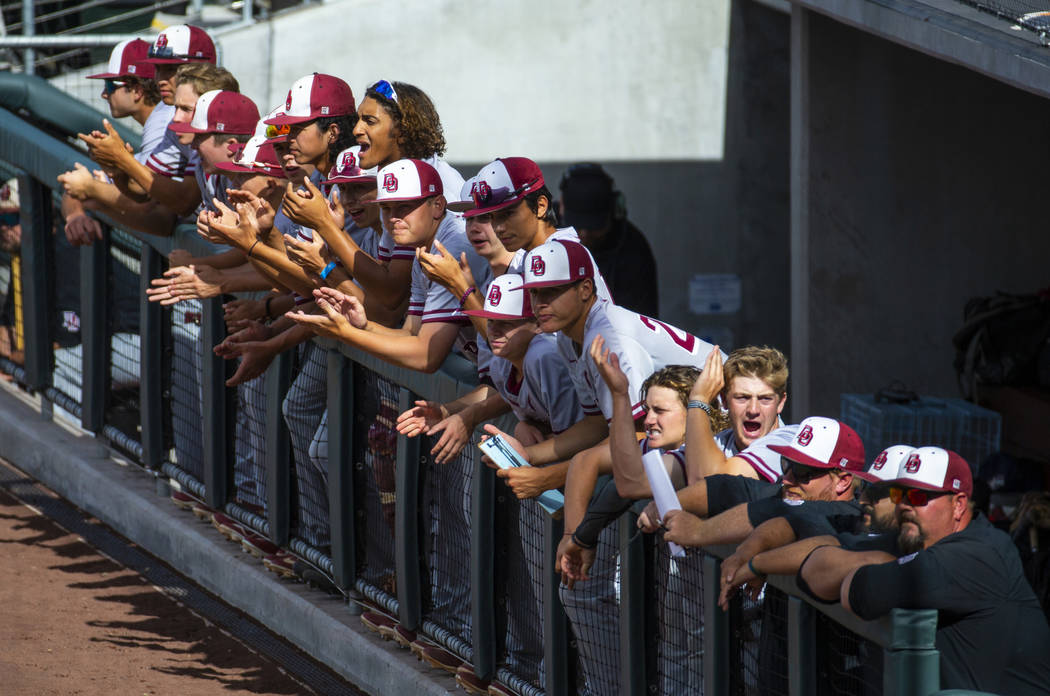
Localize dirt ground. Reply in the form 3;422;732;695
0;486;317;696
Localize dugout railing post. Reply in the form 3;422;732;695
619;509;650;695
787;594;817;696
79;229;107;433
702;553;730;695
265;350;293;545
138;244;166;470
395;385;423;631
470;452;497;680
17;173;53;400
543;513;571;696
883;608;940;695
201;296;234;509
327;349;357;593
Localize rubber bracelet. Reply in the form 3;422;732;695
687;400;713;418
264;296;274;320
247;239;260;258
748;558;765;578
319;261;337;279
458;286;476;309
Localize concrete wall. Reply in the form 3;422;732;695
795;9;1050;417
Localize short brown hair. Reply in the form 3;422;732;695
174;63;239;96
723;346;789;397
642;364;731;432
124;76;161;106
366;81;446;159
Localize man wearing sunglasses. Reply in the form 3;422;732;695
799;446;1050;694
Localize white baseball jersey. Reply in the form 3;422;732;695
408;213;492;363
135;103;175;166
509;227;613;303
714;423;801;483
486;332;582;434
146;126;199;179
558;301;722;422
377;227;417;263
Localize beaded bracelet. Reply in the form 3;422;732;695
458;286;476;309
687;399;713;418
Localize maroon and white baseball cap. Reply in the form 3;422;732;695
769;417;866;472
265;74;355;126
88;38;155;80
858;444;914;484
214;115;285;177
169;90;259;135
465;275;534;320
326;146;377;186
447;176;479;213
368;159;443;203
522;239;595;289
143;25;216;64
891;446;973;496
460;157;545;218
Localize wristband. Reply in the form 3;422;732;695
319;261;337;279
748;558;765;578
247;239;260;258
457;286;476;309
264;296;274;320
687;400;713;418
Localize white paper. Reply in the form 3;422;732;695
642;449;686;557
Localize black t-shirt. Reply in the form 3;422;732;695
836;530;899;554
705;474;780;517
573;474;632;548
747;498;863;539
587;219;659;318
849;514;1050;695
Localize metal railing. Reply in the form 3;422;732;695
0;95;961;696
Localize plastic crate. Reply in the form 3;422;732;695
840;393;1001;471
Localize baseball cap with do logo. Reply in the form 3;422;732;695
143;25;216;64
367;159;443;204
522;239;595;290
891;446;973;496
264;73;355;127
465;274;534;320
768;416;866;472
454;157;545;218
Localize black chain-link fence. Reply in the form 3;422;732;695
653;544;704;694
562;524;620;696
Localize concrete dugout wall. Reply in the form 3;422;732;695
791;7;1050;418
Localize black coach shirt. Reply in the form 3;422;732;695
848;514;1050;695
705;474;780;517
746;498;863;539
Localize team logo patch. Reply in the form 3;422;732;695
530;256;546;276
0;183;12;204
62;311;80;333
872;451;888;470
321;106;330;115
285;92;293;111
216;122;225;132
128;65;137;74
340;151;357;170
487;284;502;306
473;180;492;206
156;33;169;49
904;453;921;474
382;173;398;193
797;425;813;446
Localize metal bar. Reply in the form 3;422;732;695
265;350;292;546
22;0;34;75
200;297;229;509
17;174;51;394
32;47;90;69
394;386;422;631
29;0;120;28
326;349;355;591
138;243;164;469
470;450;496;680
618;512;647;695
0;35;152;48
241;0;253;23
78;230;107;433
883;608;940;695
61;0;188;35
702;553;729;696
788;595;817;696
543;513;570;696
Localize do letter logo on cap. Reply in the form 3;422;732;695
383;173;398;193
872;451;888;470
797;425;813;446
488;285;502;305
530;256;546;276
904;453;921;474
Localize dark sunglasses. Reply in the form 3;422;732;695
265;123;290;139
888;486;951;507
780;459;827;484
862;482;893;502
103;79;127;95
368;79;399;104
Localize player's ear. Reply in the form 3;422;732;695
776;391;787;414
431;194;447;219
535;193;550;220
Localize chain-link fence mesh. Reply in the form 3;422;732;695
419;430;475;660
106;230;141;447
232;373;268;515
50;224;82;415
729;584;790;696
654;544;704;694
286;340;330;550
815;611;884;696
354;367;399;608
497;494;547;690
169;295;204;482
561;523;620;696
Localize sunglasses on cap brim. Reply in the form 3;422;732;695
888;486;952;507
265;123;291;139
368;79;398;103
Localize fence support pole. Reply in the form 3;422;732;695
395;386;422;631
79;234;107;433
619;512;648;695
788;595;817;696
18;174;52;397
703;554;730;695
265;350;293;545
883;608;939;696
470;453;496;680
327;350;355;591
138;244;165;469
543;513;570;696
201;297;231;509
22;0;35;75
